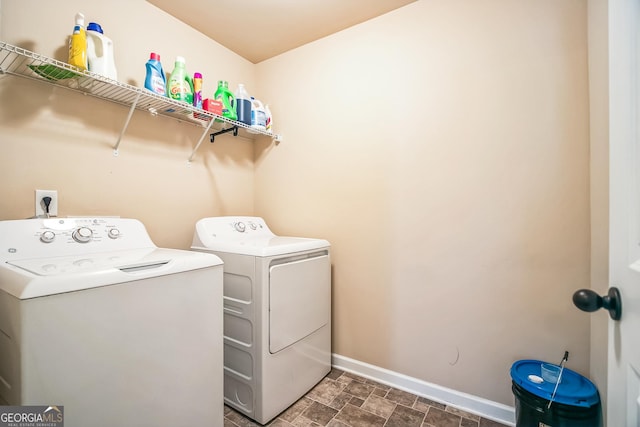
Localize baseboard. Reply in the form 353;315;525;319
331;353;516;426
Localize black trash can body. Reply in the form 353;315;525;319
510;360;602;427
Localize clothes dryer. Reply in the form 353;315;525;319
0;217;224;427
191;216;331;424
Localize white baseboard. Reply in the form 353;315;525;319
331;353;516;426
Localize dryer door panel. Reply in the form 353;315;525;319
269;254;330;353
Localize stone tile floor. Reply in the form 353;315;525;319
224;368;510;427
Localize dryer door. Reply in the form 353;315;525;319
269;254;330;353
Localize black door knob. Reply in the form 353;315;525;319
572;287;622;321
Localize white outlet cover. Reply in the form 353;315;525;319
35;189;58;217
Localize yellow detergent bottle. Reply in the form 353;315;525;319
68;13;87;70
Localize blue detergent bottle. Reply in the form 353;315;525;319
234;83;251;125
144;52;166;96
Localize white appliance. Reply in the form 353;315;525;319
191;216;331;424
0;217;224;427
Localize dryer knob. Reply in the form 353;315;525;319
40;230;55;243
234;222;246;232
108;228;121;239
72;227;93;243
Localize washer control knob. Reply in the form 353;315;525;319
108;228;121;239
234;222;246;232
72;227;93;243
40;230;56;243
248;222;257;230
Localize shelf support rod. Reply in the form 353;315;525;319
113;92;141;156
210;126;238;143
188;119;216;163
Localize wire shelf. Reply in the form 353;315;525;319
0;41;279;161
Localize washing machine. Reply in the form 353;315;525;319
0;217;224;427
191;216;331;424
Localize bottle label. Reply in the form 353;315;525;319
151;75;165;95
69;36;87;70
194;92;202;109
215;93;236;119
169;81;193;103
251;110;267;128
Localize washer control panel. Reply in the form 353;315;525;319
0;217;156;261
34;218;123;245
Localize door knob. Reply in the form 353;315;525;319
572;287;622;321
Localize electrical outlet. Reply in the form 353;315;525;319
35;189;58;217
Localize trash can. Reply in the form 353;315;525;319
510;359;602;427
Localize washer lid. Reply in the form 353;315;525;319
510;359;600;407
8;248;164;276
0;248;222;299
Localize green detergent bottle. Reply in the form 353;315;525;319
167;56;193;104
214;80;237;121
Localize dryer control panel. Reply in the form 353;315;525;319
232;218;267;234
192;216;330;257
196;216;274;241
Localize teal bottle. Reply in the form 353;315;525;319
144;53;166;95
214;80;237;121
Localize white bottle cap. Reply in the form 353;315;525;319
75;12;85;26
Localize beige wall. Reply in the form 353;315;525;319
255;0;591;405
0;0;258;249
1;0;593;408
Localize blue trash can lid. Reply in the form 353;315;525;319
510;359;599;407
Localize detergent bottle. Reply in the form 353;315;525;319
144;53;166;96
214;80;237;121
193;72;203;109
250;97;266;132
167;56;194;104
68;13;87;70
265;104;273;132
234;83;251;125
86;22;118;80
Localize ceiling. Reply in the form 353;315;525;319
146;0;417;64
